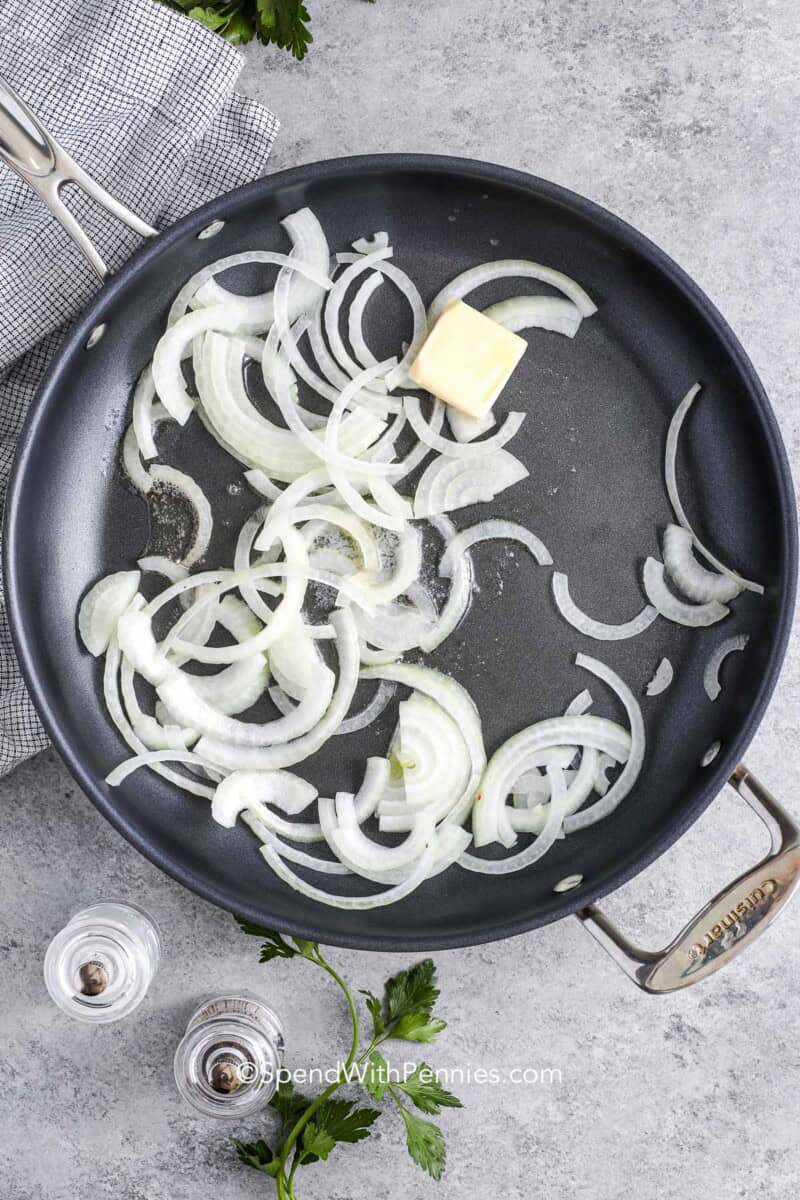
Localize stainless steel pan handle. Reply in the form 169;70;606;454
0;76;157;280
576;764;800;992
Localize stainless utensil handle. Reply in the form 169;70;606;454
0;76;157;280
576;764;800;992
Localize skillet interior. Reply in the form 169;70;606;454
5;156;796;949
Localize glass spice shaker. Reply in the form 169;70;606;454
43;901;161;1024
174;993;285;1118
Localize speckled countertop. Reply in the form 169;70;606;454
2;2;800;1197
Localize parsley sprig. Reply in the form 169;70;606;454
162;0;376;60
234;922;462;1195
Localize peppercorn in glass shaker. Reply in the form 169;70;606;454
174;993;285;1118
43;901;161;1023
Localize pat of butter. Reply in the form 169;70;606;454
408;300;527;419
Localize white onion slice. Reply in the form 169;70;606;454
245;469;284;501
153;307;249;424
117;607;173;686
483;295;583;338
137;556;187;583
148;465;213;568
106;748;218;787
440;519;552;578
472;714;631;848
645;657;673;697
461;767;569;874
376;692;471;826
336;680;397;735
211;770;318;828
131;366;159;460
665;384;763;594
196;608;359;770
564;689;593;717
157;663;334;746
552;572;656;641
413;449;528;518
428;259;597;324
259;838;438;910
704;634;749;701
562;654;645;834
335;256;429;390
662;523;743;604
360;662;485;828
417;514;473;653
172;211;331;328
103;637;215;799
446;409;496;443
642;557;729;627
78;571;141;657
352;232;389;254
348;273;383;368
405;396;525;459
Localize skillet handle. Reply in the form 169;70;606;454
575;764;800;993
0;75;157;280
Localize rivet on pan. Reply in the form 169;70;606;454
553;874;583;894
198;220;225;240
85;324;106;349
701;740;722;767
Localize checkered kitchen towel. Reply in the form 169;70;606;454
0;0;279;772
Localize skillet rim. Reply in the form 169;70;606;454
4;153;797;950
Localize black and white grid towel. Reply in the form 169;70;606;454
0;0;279;773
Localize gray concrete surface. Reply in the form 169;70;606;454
2;1;800;1197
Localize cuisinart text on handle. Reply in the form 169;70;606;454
689;879;778;960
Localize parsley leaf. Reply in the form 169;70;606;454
391;1014;447;1043
270;1079;312;1135
233;1138;280;1177
385;959;440;1023
362;1050;390;1101
301;1123;337;1162
395;1063;462;1115
235;921;320;964
298;1098;380;1166
255;0;313;60
396;1105;447;1181
360;989;386;1037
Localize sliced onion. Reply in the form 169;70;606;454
360;662;485;828
157;662;334;747
78;571;141;657
418;514;473;653
241;810;351;875
405;396;525;459
211;770;318;828
103;637;215;799
564;689;593;717
460;767;569;874
562;654;645;834
665;384;763;594
662;523;743;604
376;692;471;826
178;211;331;330
131;366;159;460
440;519;552;578
428;259;597;324
413;449;528;518
642;557;729;627
137;556;187;583
483;295;583;337
446;408;496;444
196;607;359;770
472;714;631;848
149;465;213;568
259;838;438;910
336;680;397;735
552;572;656;641
106;748;217;787
704;634;749;701
645;657;673;697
